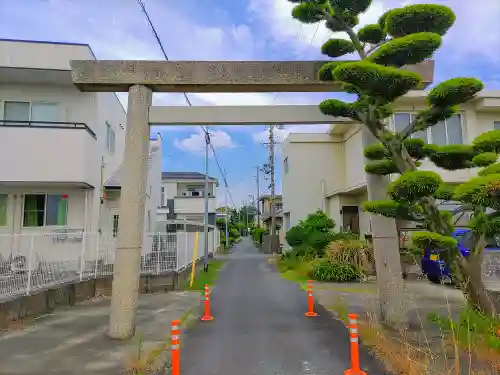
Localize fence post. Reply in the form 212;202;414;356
184;225;188;270
79;231;87;281
26;235;35;296
93;232;100;279
156;232;161;275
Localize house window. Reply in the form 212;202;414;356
494;121;500;130
393;112;463;145
284;157;289;174
3;101;58;123
0;194;8;226
112;214;119;237
4;101;30;122
161;187;165;206
23;194;68;227
31;102;59;122
106;122;116;153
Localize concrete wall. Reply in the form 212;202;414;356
0;40;94;70
282;133;344;228
0;85;99;186
0;255;209;329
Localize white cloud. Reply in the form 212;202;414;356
173;128;237;155
247;0;388;55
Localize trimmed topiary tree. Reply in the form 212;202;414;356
288;0;499;317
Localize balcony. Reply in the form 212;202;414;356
174;196;216;214
0;120;97;187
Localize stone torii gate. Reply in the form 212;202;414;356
70;60;434;340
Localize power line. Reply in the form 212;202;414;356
135;0;236;209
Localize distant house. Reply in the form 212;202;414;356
157;172;219;225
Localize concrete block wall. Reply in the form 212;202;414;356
0;255;209;329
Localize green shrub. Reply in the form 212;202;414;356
285;224;309;247
326;239;374;274
311;259;360;282
252;227;265;243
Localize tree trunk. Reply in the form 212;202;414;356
459;257;498;318
363;129;408;325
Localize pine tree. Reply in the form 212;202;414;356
289;0;500;317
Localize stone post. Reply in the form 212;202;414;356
108;85;152;340
362;129;407;324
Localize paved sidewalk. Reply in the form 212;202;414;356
180;238;386;375
0;291;201;375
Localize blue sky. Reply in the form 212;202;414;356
1;0;500;207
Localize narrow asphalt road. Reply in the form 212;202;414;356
181;237;386;375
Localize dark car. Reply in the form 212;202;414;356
421;229;500;283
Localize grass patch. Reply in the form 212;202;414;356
185;259;226;291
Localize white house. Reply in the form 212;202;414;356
282;90;500;237
157;172;218;225
0;39;163;285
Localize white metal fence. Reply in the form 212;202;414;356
0;222;220;299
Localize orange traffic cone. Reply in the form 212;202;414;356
200;284;214;321
171;320;180;375
304;280;318;317
344;314;367;375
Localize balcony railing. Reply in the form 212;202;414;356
0;120;97;139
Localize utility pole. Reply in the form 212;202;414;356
268;125;277;253
255;166;261;227
203;131;210;272
245;199;249;234
224;169;229;249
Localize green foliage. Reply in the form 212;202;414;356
473;152;498;167
333;61;421;103
285;210;336;255
332;0;372;14
453;174;500;210
357;24;386;44
428;77;484;107
468;212;500;239
363;143;388;160
384;4;456;37
428;307;500;350
411;231;457;250
479;162;500;176
319;99;356;118
303;210;335;231
424;144;476;170
473;129;500;153
251;227;265;244
368;32;441;68
362;200;417;221
364;159;398;175
307;231;335;253
317;61;348;81
311;259;360;282
377;10;391;29
285;225;309;247
412;105;457;132
363;138;426;161
389;171;442;203
321;38;355;58
403;138;427;159
291;2;326;23
433;183;457;201
326;239;374;274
